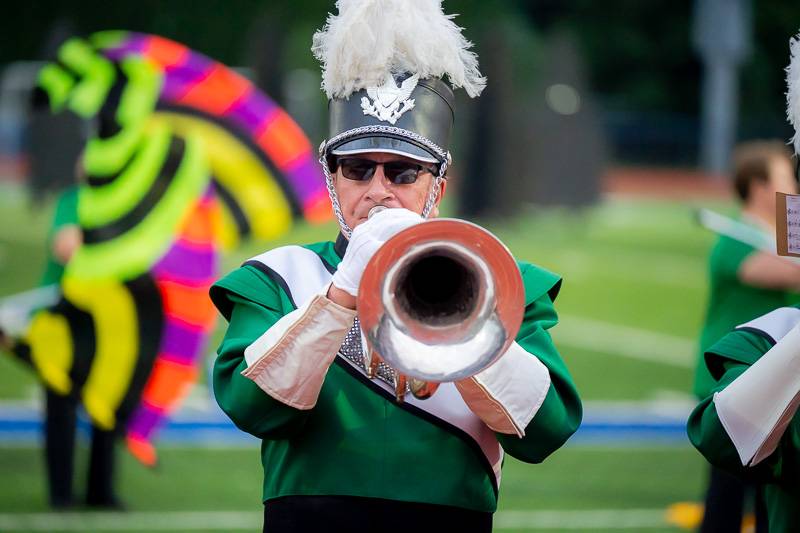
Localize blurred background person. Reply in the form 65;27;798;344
37;167;122;509
0;20;329;516
694;139;800;532
14;76;121;508
688;28;800;533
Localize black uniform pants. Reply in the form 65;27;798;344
263;495;493;533
44;389;117;507
699;465;768;533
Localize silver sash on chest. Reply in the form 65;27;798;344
339;317;410;393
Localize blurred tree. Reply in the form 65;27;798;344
451;0;545;217
527;30;606;207
521;0;800;142
1;0;333;70
3;0;799;128
5;0;800;180
520;0;701;115
739;0;798;140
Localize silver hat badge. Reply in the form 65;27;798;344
361;73;418;125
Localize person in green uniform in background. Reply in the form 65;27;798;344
689;32;800;533
210;2;581;532
688;304;800;532
693;140;800;532
0;179;118;509
41;186;80;286
38;176;122;509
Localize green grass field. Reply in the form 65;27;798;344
0;186;727;532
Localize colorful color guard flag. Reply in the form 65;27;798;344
9;31;330;466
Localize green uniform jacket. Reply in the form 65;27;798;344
688;305;800;532
210;237;582;513
40;186;79;286
694;231;793;399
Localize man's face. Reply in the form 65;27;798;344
753;156;799;215
332;151;446;231
748;156;797;214
767;156;798;197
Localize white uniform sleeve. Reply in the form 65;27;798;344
713;323;800;466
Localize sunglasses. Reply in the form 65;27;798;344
331;157;436;185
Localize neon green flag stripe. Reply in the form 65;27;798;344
68;130;209;281
83;121;144;176
37;64;75;113
81;58;161;177
89;30;128;50
59;38;115;119
115;57;161;128
79;120;170;229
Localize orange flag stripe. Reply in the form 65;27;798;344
141;358;198;410
256;110;312;168
144;36;187;69
177;200;217;245
177;65;250;115
158;280;217;328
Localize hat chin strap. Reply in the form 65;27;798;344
420;172;445;218
320;155;446;239
319;129;450;239
320;155;354;237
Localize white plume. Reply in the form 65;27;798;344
312;0;486;99
787;33;800;155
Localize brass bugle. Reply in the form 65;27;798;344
357;212;525;401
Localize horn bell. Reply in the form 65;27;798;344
358;219;525;384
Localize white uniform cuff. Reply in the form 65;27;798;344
241;284;357;409
713;323;800;466
456;341;551;437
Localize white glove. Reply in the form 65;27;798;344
331;208;423;296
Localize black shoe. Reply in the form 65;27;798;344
85;495;126;511
49;498;76;511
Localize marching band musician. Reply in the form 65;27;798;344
688;302;800;532
210;1;581;531
692;140;798;532
687;32;800;533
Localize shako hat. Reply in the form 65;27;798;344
313;0;486;234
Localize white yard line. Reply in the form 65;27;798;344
0;511;260;532
555;315;695;368
496;509;669;530
0;509;670;531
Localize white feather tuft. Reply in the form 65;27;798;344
787;33;800;155
312;0;486;99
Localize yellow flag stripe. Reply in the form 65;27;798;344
63;278;139;430
23;313;74;395
157;112;293;247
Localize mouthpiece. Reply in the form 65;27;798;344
368;206;388;219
